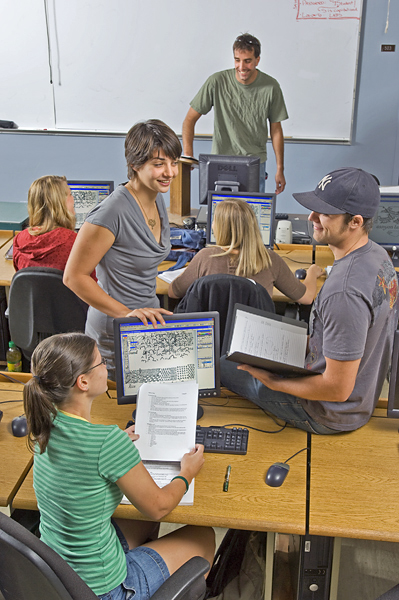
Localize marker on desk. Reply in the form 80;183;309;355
223;465;231;492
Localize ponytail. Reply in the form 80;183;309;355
23;333;96;453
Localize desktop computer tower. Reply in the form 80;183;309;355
283;534;334;600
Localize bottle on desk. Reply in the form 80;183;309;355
7;341;22;372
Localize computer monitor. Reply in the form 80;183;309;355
198;154;260;205
206;190;276;249
113;312;220;405
68;180;114;229
369;187;399;266
387;329;399;418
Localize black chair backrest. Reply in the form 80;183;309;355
176;274;275;355
0;511;97;600
8;267;88;360
0;512;210;600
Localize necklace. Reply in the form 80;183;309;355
126;182;157;229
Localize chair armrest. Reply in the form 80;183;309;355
150;556;210;600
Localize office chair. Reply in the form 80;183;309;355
8;267;88;363
0;512;210;600
175;274;275;355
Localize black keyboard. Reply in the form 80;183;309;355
195;426;249;455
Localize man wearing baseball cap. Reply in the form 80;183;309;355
221;167;398;433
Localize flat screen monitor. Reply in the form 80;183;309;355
369;187;399;266
387;329;399;418
198;154;260;205
68;180;114;229
206;190;276;249
113;312;220;404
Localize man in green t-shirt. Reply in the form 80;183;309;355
182;33;288;194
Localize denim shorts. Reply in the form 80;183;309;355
98;522;170;600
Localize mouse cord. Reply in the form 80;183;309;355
283;447;307;464
221;422;287;434
0;372;26;385
0;399;24;403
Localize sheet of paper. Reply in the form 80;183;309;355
120;461;194;506
134;381;198;462
229;309;307;368
157;268;186;283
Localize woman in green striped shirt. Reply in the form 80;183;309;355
24;332;214;599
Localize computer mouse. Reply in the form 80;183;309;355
12;415;28;437
265;462;290;487
295;268;307;280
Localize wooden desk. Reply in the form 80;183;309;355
0;239;14;287
272;244;334;303
0;239;183;295
309;415;399;542
12;388;308;535
0;202;28;231
0;378;32;513
0;231;13;250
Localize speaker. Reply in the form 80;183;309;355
275;220;293;244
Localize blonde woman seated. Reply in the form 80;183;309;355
169;199;324;302
13;175;96;279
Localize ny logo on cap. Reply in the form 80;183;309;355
318;175;332;191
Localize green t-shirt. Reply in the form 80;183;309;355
33;411;141;595
190;69;288;163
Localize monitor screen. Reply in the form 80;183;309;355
206;191;276;249
68;180;114;229
198;154;260;205
113;312;220;404
387;329;399;418
369;187;399;251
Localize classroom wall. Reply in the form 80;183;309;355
0;0;398;215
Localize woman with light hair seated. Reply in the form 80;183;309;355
169;198;323;302
13;174;96;279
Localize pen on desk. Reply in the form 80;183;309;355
223;465;231;492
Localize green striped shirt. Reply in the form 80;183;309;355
33;411;141;595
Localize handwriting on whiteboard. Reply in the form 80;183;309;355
294;0;361;20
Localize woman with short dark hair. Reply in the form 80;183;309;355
64;120;181;379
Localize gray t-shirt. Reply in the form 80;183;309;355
84;184;171;374
190;69;288;163
301;240;398;431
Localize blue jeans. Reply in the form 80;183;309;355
98;522;169;600
220;356;339;435
259;162;267;192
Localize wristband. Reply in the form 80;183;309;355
171;475;189;495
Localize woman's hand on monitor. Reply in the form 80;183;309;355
126;307;173;327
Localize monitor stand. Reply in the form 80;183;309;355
132;404;204;422
215;181;240;194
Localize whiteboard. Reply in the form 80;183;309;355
0;0;363;141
